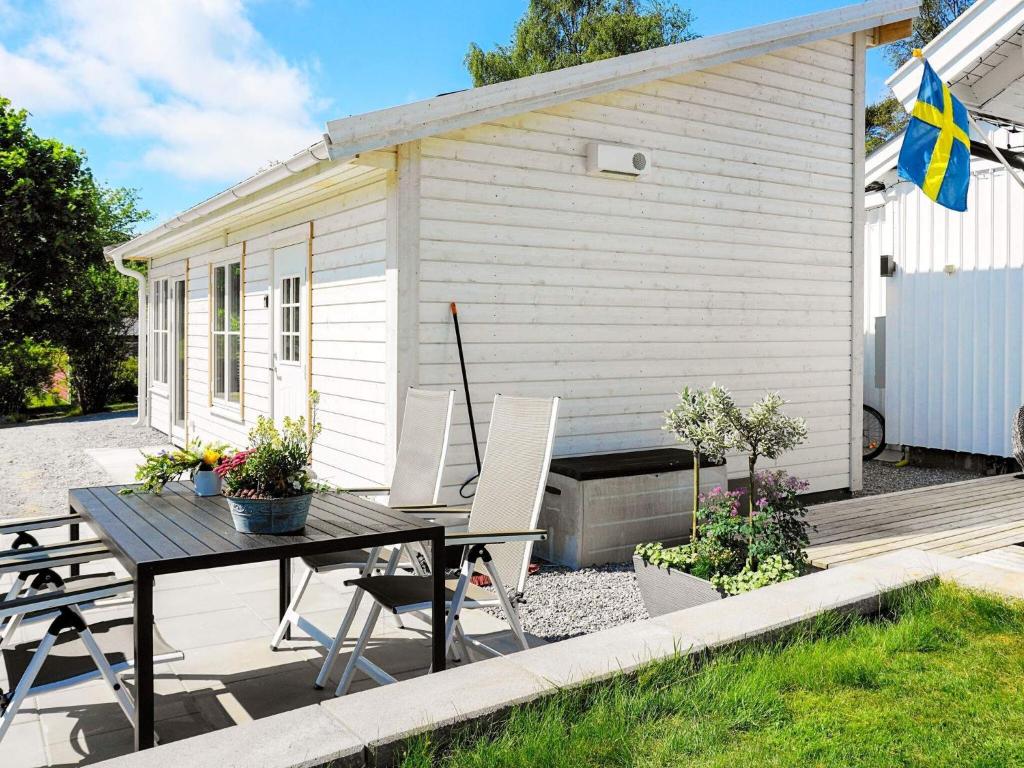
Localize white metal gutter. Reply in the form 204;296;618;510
107;141;332;262
107;247;148;426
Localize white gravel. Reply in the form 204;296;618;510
519;459;985;642
0;411;987;642
0;411;165;520
854;460;982;497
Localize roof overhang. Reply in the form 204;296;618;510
889;0;1024;127
113;0;920;261
324;0;920;159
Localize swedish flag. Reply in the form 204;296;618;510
897;59;971;212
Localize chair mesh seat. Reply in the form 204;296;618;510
343;575;493;612
1;616;177;689
301;549;390;572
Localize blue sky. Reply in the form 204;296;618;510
0;1;894;227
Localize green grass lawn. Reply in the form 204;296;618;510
402;584;1024;768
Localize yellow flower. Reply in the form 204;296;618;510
202;448;221;467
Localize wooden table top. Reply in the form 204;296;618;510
69;482;442;576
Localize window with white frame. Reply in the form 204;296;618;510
151;279;169;386
211;261;242;404
279;276;301;363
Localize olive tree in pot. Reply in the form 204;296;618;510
634;387;811;618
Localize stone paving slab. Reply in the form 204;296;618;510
87;706;364;768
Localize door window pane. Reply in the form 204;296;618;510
211;261;242;404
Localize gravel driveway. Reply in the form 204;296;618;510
0;410;166;520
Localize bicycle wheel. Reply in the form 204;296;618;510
863;404;886;461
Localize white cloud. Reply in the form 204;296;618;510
0;0;324;182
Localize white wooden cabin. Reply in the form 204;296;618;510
109;0;920;499
863;0;1024;459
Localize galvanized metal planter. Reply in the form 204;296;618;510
226;493;313;534
632;554;724;618
193;470;222;497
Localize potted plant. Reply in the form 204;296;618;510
633;387;811;617
193;446;226;496
124;441;228;496
216;411;323;534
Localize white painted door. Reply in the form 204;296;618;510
272;243;308;424
170;277;187;442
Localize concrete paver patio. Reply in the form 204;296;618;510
2;444;536;767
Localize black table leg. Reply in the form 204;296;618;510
133;568;155;750
431;530;446;673
69;518;80;578
279;558;291;641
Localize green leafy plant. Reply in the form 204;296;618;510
711;554;798;596
217;398;323;499
728;392;808;547
747;470;812;567
664;384;736;541
124;441;228;494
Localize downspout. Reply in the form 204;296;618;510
107;247;148;427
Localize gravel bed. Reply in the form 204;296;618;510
0;411;165;520
514;461;986;643
515;562;646;642
855;460;983;497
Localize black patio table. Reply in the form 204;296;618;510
68;481;446;751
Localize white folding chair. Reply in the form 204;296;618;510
332;394;559;695
0;514;116;650
271;388;455;689
0;576;183;744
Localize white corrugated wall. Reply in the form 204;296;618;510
864;163;1024;456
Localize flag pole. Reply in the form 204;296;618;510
965;111;1024;192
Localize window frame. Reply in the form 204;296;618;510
210;260;242;407
278;273;302;366
151;278;170;388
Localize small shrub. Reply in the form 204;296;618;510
0;340;62;417
710;554;798;596
217;404;323;499
109;355;138;404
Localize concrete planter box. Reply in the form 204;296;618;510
632;554;723;618
537;448;728;568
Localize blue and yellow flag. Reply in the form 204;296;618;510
897;59;971;212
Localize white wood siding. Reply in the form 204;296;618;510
865;164;1024;457
144;166;391;487
414;37;858;496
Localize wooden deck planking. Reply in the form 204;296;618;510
806;474;1024;568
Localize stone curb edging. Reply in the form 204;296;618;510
92;548;1014;768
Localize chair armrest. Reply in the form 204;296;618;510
0;577;133;620
341;486;391;495
444;529;547;546
398;506;472;514
0;540;110;576
0;512;80;536
393;503;449;510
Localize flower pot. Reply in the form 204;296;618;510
632;554;724;618
193;470;223;497
226;493;313;534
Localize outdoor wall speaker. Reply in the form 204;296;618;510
880;254;897;277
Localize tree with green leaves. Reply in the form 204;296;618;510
0;96;149;415
465;0;697;86
865;0;976;152
728;392;807;549
664;384;736;542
